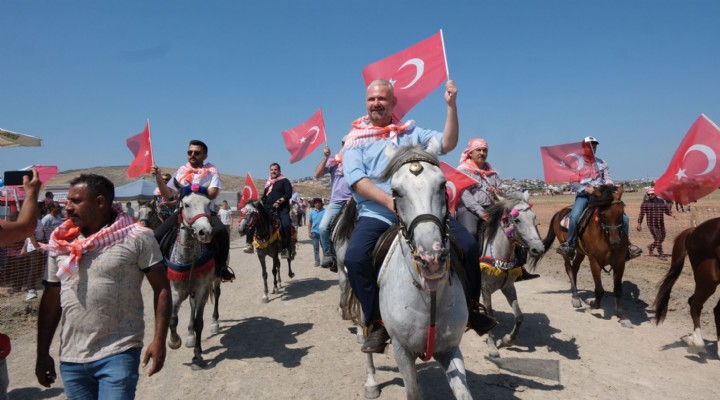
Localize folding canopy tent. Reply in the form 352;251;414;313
0;128;42;147
114;179;158;202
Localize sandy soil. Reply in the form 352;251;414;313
4;195;719;400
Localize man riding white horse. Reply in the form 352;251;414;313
556;136;642;261
152;139;235;282
342;79;496;354
456;137;540;282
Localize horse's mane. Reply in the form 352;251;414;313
587;184;616;208
334;197;357;245
379;145;439;183
485;191;526;242
254;200;271;223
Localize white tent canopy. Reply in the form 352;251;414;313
0;128;43;147
114;179;157;202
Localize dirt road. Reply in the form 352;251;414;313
5;211;719;399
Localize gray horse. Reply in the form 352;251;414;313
165;190;221;370
137;200;162;230
335;143;472;400
478;191;545;358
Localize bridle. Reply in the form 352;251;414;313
597;199;625;240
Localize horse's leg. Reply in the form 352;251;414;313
363;353;380;399
211;278;221;335
272;255;281;295
186;294;197;348
569;253;585;308
435;348;473;400
287;257;295;279
392;341;420;400
588;258;605;310
481;284;500;358
713;296;720;343
259;254;270;303
500;283;523;347
168;287;185;350
683;266;717;352
612;262;632;327
191;289;210;370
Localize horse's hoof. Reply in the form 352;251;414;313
682;335;707;352
272;288;280;295
364;385;380;399
190;358;207;371
572;297;582;308
589;299;600;309
168;336;182;350
210;322;220;335
185;337;196;348
488;349;501;359
288;272;295;279
619;319;633;329
262;295;269;303
501;334;515;346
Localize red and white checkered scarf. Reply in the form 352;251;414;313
264;174;287;193
48;203;147;281
176;163;218;186
343;115;415;150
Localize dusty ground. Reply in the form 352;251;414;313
3;193;719;400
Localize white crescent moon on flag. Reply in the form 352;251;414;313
306;126;320;144
242;185;253;199
446;182;457;205
683;144;717;176
563;153;585;171
396;58;425;90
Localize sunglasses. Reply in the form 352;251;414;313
187;150;204;156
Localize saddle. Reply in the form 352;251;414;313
560;207;596;236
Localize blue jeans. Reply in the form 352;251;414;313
568;193;630;248
318;202;345;258
311;232;322;264
60;347;141;400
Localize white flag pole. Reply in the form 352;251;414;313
440;29;450;79
147;118;154;167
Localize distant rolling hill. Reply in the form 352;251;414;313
48;166;332;200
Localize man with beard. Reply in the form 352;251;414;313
261;163;293;259
343;79;496;354
35;174;170;398
152;140;235;282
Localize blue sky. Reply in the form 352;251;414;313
1;1;719;182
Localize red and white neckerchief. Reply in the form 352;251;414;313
342;115;415;150
48;203;148;281
264;174;287;194
460;159;497;178
176;163;218;186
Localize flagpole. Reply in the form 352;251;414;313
147;118;154;167
440;29;450;79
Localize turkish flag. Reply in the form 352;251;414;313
655;114;720;204
282;109;326;164
440;162;477;214
540;142;587;183
239;172;259;209
363;31;448;120
126;121;153;178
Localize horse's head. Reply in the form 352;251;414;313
238;201;259;235
591;184;625;248
382;144;449;289
137;200;158;228
496;191;545;259
178;186;214;244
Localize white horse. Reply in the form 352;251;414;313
478;191;545;358
165;188;221;370
336;143;472;400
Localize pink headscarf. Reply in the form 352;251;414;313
459;138;488;164
646;188;655;195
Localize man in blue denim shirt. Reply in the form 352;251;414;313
343;79;495;354
556;136;642;260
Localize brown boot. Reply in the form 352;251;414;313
467;304;497;337
516;267;540;282
361;322;391;353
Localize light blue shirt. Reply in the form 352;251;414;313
343;126;445;225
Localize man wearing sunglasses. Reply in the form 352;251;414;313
152;140;235;282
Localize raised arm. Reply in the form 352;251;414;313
441;80;459;152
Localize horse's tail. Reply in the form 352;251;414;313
542;210;560;252
333;197;357;246
340;279;362;325
654;226;694;325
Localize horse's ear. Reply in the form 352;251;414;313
616;184;624;198
523;190;530;203
425;137;440;157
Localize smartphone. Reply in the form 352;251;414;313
3;170;33;186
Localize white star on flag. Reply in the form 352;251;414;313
675;168;687;180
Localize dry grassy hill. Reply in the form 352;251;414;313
49;166;332;200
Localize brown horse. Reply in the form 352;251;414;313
543;185;633;326
654;217;720;353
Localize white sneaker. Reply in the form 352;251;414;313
25;289;37;301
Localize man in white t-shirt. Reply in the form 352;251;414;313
218;200;232;234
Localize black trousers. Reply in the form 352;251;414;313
155;211;229;270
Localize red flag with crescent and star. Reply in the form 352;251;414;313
655;114;720;204
362;31;448;120
439;162;477;214
239;172;259;209
126;120;154;178
282;108;326;164
540;142;586;183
